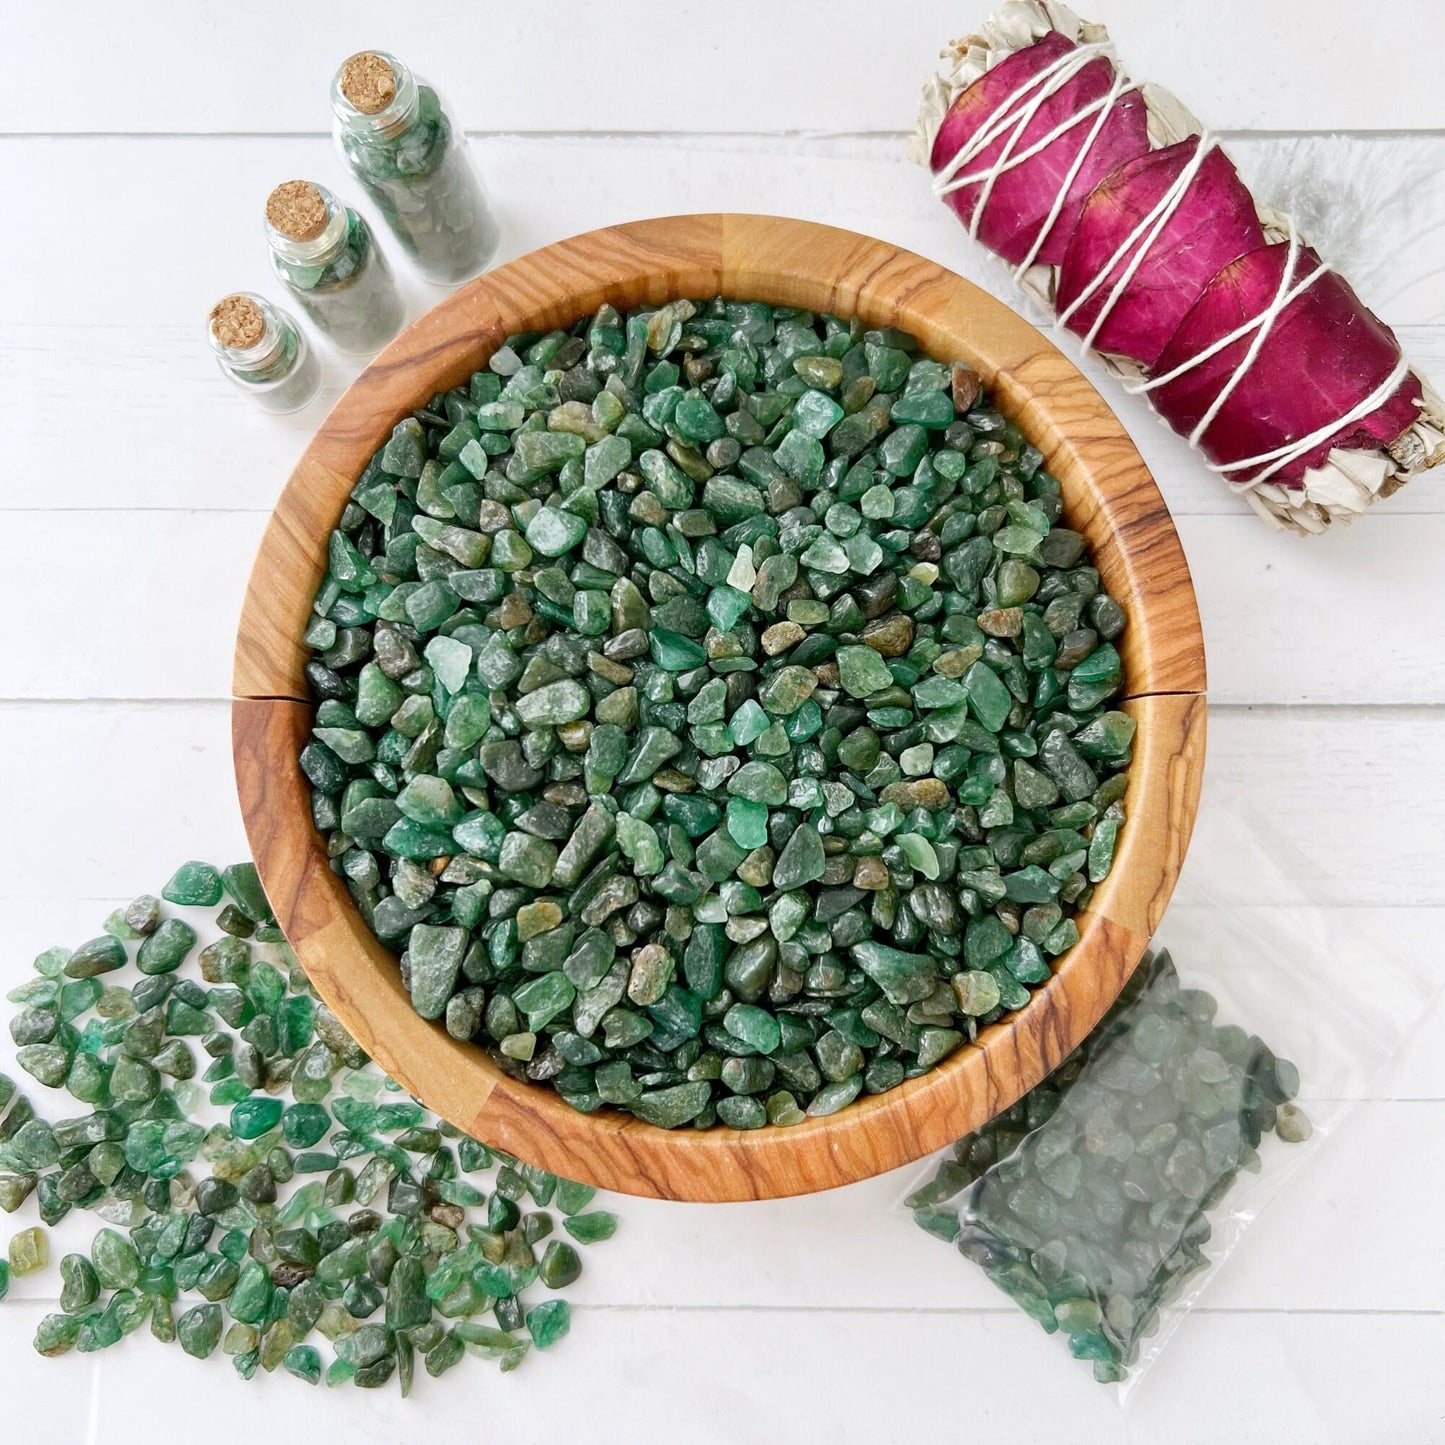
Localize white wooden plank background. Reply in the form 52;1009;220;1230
4;0;1443;132
3;3;1444;1441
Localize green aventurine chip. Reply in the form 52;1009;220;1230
302;298;1132;1129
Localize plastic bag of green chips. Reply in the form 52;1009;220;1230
898;797;1437;1397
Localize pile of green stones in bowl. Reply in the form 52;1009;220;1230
301;296;1134;1131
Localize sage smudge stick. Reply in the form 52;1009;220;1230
911;1;1445;533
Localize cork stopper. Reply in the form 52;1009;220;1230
266;180;329;241
209;295;265;350
339;52;397;114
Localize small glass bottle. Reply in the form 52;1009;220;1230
207;293;321;414
264;180;406;355
331;51;499;287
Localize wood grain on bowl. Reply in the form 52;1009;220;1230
232;214;1206;1201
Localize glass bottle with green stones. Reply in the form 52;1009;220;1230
264;180;405;356
206;293;321;414
331;51;499;287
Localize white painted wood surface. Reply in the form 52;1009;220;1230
4;0;1443;132
3;4;1444;1440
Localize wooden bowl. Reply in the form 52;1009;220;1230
233;214;1205;1202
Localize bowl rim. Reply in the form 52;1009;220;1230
232;213;1206;1201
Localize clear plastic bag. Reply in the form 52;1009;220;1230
898;792;1439;1398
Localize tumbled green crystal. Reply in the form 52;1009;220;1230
90;1228;139;1289
34;1311;83;1356
524;1298;570;1350
772;826;825;892
178;1302;223;1359
162;862;224;907
230;1097;284;1140
835;646;893;698
9;1225;49;1276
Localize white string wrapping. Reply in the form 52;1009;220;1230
1126;222;1409;488
932;39;1138;282
1054;132;1218;352
931;33;1411;493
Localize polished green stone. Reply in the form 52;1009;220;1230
524;1298;570;1350
815;1031;863;1083
230;1097;283;1140
177;1303;223;1359
959;661;1012;733
891;389;954;429
915;1027;963;1068
499;833;558;888
836;645;893;698
538;1240;583;1289
965;915;1012;968
161;862;223;907
135;918;196;977
649;628;707;671
515;680;593;731
792;389;844;438
630;1083;710;1128
775;430;824;487
852;941;936;1006
793;355;843;389
772;825;825;892
562;1210;618;1245
281;1344;322;1384
1013;760;1060;809
1073;710;1137;761
9;1225;48;1276
723;1003;782;1055
220;864;270;924
806;1076;862;1116
800;534;848;573
63;935;127;979
617;727;683;786
727;761;787;806
0;1174;37;1214
615;813;664;875
1087;807;1123;883
1040;731;1098;802
702;585;749;635
758;665;817;716
402;923;464;1021
716;798;766;854
879;423;928;477
524;505;587;557
513;972;577;1032
395;775;463;832
228;1259;273;1324
896;833;940;880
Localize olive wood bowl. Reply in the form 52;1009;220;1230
233;214;1206;1202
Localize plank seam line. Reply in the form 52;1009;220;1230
0;1300;1442;1316
1;126;1441;142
